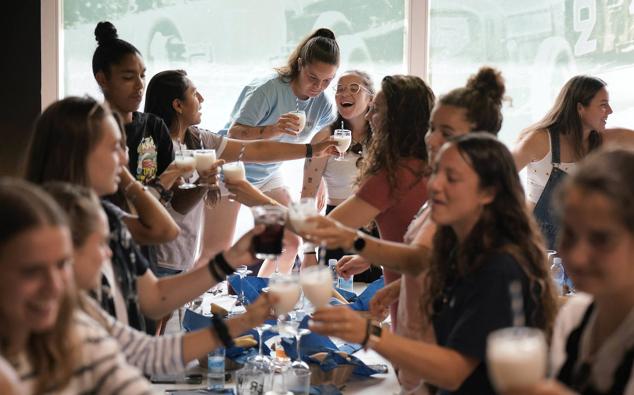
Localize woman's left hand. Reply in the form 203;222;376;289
309;305;367;344
242;292;278;328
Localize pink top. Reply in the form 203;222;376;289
356;158;428;330
395;205;435;394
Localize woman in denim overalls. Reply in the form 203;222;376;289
513;75;634;250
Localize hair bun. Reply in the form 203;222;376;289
313;28;336;40
95;21;118;45
467;67;505;104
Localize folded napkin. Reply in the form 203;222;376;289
305;349;382;377
227;275;269;304
348;276;384;311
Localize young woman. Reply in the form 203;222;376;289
210;28;340;275
43;182;275;375
509;149;634;395
307;74;434;330
513;75;634;249
298;70;381;281
309;133;557;394
25;96;262;332
143;69;336;275
0;178;152;394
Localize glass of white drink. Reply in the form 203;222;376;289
269;274;301;317
289;110;306;138
222;161;246;182
300;265;333;309
487;327;547;392
288;198;318;233
194;149;217;186
175;150;197;189
333;129;352;161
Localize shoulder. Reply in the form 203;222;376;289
603;128;634;146
476;251;525;278
515;128;550;156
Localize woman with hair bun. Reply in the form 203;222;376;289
197;28;341;276
303;67;508;394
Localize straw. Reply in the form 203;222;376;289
296;97;299;111
237;144;246;162
341;121;344;129
509;280;525;327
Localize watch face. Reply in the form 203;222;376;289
369;322;382;337
353;236;366;252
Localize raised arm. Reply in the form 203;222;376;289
301;128;331;199
119;167;180;244
219;135;336;163
227;112;301;141
135;225;264;319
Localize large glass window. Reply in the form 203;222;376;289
63;0;407;132
429;0;634;146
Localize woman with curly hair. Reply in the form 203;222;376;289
309;133;557;394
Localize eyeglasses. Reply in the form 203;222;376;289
333;83;370;95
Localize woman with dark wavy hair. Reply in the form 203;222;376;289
309;133;556;394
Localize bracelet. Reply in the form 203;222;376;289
305;143;313;158
207;258;224;283
211;315;235;348
213;252;235;276
303;251;317;255
360;318;371;348
149;179;174;205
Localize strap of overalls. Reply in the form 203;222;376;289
550;129;561;166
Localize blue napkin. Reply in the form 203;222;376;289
348;277;384;311
227;275;269;304
305;349;382;377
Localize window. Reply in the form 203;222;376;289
62;0;407;132
429;0;634;146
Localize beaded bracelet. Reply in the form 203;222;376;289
210;315;234;348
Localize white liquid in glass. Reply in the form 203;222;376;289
300;268;332;308
175;156;196;171
487;328;547;391
194;150;216;172
269;283;301;316
223;162;246;181
333;135;352;154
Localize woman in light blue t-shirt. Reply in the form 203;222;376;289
199;28;341;276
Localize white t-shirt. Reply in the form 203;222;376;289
156;128;227;271
550;293;634;394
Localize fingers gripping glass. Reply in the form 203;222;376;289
333;83;370;95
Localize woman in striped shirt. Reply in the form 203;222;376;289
44;182;275;375
0;178;153;394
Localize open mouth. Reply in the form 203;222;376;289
340;101;354;108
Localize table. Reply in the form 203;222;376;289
153;348;399;394
155;281;399;394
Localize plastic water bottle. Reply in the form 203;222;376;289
328;259;338;288
206;347;225;390
550;257;565;296
338;274;354;293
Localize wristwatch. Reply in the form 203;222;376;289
365;320;383;350
351;230;366;254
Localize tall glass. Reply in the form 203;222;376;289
269;274;301;317
175;150;197;189
333;129;352;161
487;327;547;392
251;205;287;274
300;265;333;309
288;197;318;233
194;149;217;186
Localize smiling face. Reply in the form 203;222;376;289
73;210;111;291
176;78;204;127
428;144;494;241
559;186;634;298
425;104;474;163
97;53;146;115
0;226;73;340
295;60;337;99
578;87;613;133
335;73;373;121
86;115;123;196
